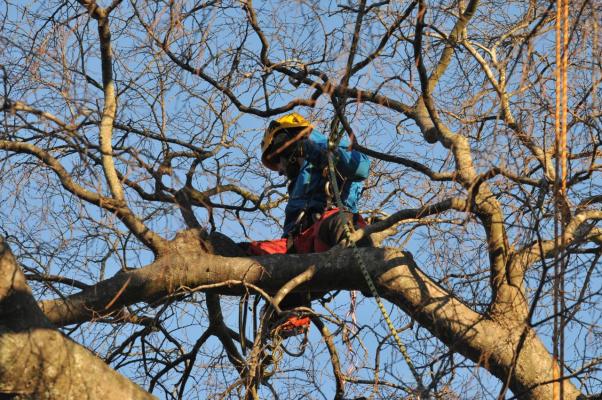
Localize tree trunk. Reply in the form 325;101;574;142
0;238;155;399
0;328;155;399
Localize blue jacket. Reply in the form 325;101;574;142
283;130;370;236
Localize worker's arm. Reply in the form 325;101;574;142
301;139;370;180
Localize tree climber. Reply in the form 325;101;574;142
244;112;373;337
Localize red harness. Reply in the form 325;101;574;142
246;208;366;256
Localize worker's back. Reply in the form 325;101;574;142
283;129;370;236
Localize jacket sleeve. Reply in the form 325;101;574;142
301;138;370;180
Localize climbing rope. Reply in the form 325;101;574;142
325;134;425;394
553;0;569;398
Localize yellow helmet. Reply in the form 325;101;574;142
261;113;313;170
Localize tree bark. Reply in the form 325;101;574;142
0;238;155;399
36;230;581;399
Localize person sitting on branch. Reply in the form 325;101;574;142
244;112;373;337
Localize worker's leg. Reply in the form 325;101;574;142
241;238;311;337
240;238;288;256
316;211;374;250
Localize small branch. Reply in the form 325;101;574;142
0;140;168;255
513;211;602;274
351;1;418;75
133;2;317;117
461;39;554;180
272;265;317;308
310;316;345;399
349;197;468;243
24;273;90;290
353;142;455;181
207;293;246;373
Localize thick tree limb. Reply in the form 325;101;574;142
413;0;519;319
35;229;580;399
0;237;155;399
